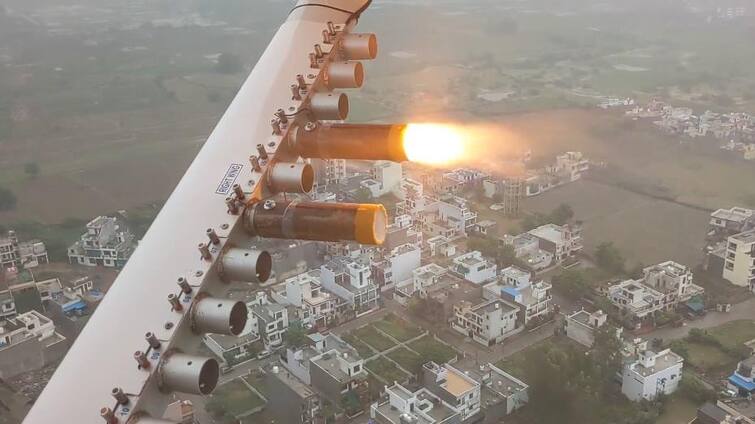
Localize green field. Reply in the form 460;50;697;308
386;347;423;374
708;320;755;351
207;379;265;419
656;396;698;424
351;326;397;352
372;314;423;342
366;357;409;384
685;342;734;371
341;334;376;358
408;335;458;365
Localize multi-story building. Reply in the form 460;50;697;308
422;362;481;421
422;196;477;238
709;207;755;236
607;280;665;320
727;355;755;397
272;270;337;330
694;400;755;424
642;261;704;307
0;231;48;269
451;251;497;285
283;333;368;407
370;383;461;424
452;299;520;346
499;233;553;270
249;297;289;349
265;363;324;424
564;309;608;348
621;349;684;401
552;151;589;182
453;362;529;419
67;216;136;268
483;266;553;325
0;310;67;379
723;230;755;290
320;258;379;317
371;243;421;292
361;161;403;198
528;223;583;263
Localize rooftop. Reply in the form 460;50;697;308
712;207;754;223
473;299;518;315
631;350;684;377
528;224;566;243
732;229;755;244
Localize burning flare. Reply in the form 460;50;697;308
402;123;465;166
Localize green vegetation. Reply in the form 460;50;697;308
284;321;309;349
366;357;409;383
668;323;755;375
342;334;375;358
206;379;265;421
372;313;423;342
500;333;662;424
408;297;446;325
408;336;457;364
521;203;575;231
386;347;423;374
467;237;527;269
595;242;626;276
352;326;396;352
23;162;39;179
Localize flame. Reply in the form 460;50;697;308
402;123;466;166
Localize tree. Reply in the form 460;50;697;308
24;162;40;178
0;186;16;211
551;269;590;300
283;321;309;349
354;187;372;203
595;242;625;275
215;53;243;74
550;203;574;225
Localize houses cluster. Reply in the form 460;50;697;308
0;230;48;270
626;100;755;160
371;361;528;424
67;216;136;268
501;222;584;270
606;261;705;324
705;206;755;292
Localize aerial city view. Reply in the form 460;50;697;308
1;0;755;423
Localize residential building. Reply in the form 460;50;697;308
371;243;422;292
621;349;684;401
0;269;63;319
422;362;481;421
67;216;136;268
203;326;260;367
426;235;456;258
499;233;553;270
642;261;704;308
0;231;48;269
451;251;497;285
723;230;755;290
249;297;289;349
422;196;477;238
483;266;553;325
453;362;529;419
320;258;379;317
370;383;461;424
727;355;755;397
472;220;497;237
565;309;608;347
0;310;67;379
694;400;755;424
361;161;402;198
608;280;665;319
482;177;522;216
452;299;520;346
265;363;324;424
272;271;337;330
282;333;368;406
709;207;755;236
62;277;94;297
528;223;583;263
553;151;589;182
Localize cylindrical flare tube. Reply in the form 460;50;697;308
293;123;408;162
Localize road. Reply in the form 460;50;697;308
646;297;755;342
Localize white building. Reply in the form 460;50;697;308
608;280;665;319
451;251;497;285
248;294;289;349
483;266;553;324
500;233;553;270
723;230;755;290
67;216;136;268
320;258;379;316
528;223;583;263
709;207;755;235
361;161;402;198
552;151;589;183
621;349;684;401
422;196;478;238
271;270;337;330
371;243;422;292
564;309;607;348
370;383;460;424
452;299;520;346
422;361;481;421
642;261;703;307
0;231;48;269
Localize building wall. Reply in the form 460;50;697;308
0;338;44;379
565;320;595;348
309;361;343;404
622;360;683;401
723;235;755;288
